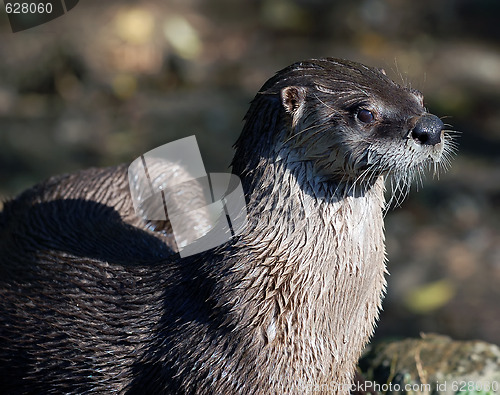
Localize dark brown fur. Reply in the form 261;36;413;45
0;58;451;394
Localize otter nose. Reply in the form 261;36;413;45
411;114;444;146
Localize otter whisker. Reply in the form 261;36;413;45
350;167;373;197
301;125;333;145
313;92;338;113
284;120;330;144
386;166;414;209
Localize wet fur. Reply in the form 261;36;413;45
0;58;450;394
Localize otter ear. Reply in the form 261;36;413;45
281;86;307;116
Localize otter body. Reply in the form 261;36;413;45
0;59;451;394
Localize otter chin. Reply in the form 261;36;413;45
0;58;454;394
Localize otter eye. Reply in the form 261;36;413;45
357;109;375;123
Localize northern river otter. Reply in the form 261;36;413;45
0;58;453;394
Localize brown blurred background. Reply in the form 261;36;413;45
0;0;499;345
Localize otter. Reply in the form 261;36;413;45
0;58;453;394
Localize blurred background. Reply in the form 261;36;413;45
0;0;499;345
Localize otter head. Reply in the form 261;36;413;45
235;58;455;200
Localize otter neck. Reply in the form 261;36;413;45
226;136;387;391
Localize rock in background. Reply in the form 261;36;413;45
360;334;500;394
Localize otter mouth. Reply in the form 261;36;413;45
374;113;455;176
381;127;455;206
405;113;448;163
341;121;456;206
406;130;445;162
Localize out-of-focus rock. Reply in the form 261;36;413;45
360;334;500;394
